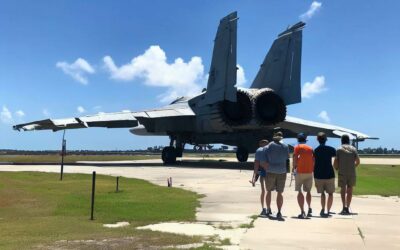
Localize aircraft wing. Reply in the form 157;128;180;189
13;112;140;131
277;116;378;141
13;106;195;132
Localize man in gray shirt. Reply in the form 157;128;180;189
261;131;289;219
334;134;360;215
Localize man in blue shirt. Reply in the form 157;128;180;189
251;139;269;216
313;132;337;217
261;131;289;219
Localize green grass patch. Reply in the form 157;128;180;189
0;172;202;249
352;164;400;196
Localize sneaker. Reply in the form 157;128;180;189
266;208;272;216
340;207;349;215
320;209;329;218
298;211;306;219
345;207;351;215
307;208;313;217
276;211;283;219
260;208;267;217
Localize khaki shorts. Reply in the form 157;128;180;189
338;174;356;188
266;173;287;193
295;173;313;192
315;178;335;193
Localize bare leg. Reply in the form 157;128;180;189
266;191;272;210
297;191;304;212
260;178;266;208
346;186;353;208
306;191;312;209
277;192;283;212
260;189;265;209
321;192;326;211
327;193;333;212
340;187;346;208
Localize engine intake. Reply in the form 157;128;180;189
219;89;252;126
254;89;286;125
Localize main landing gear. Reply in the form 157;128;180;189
161;137;184;164
236;146;249;162
161;146;177;164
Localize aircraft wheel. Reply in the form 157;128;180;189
162;146;176;164
236;147;249;162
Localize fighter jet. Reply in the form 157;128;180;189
13;12;376;163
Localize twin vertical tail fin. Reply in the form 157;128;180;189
251;22;305;105
203;12;238;105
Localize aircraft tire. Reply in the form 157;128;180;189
236;147;249;162
162;146;177;164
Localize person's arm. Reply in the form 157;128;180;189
333;156;338;170
355;151;360;167
254;160;260;175
312;150;315;171
331;148;337;171
250;160;260;185
260;147;269;170
292;147;298;172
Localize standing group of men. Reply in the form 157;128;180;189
251;131;360;219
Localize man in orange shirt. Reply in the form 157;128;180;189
293;133;314;219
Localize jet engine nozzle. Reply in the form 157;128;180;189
219;89;252;126
254;89;286;125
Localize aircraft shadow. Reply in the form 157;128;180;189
8;160;254;171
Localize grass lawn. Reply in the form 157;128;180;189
353;164;400;196
0;172;202;249
0;154;157;163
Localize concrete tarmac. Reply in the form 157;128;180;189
0;159;398;250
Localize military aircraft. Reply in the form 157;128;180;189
13;12;376;164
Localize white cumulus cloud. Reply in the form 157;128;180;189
103;45;205;103
318;110;331;123
300;1;322;21
56;58;95;85
1;106;13;124
77;106;86;113
15;110;25;117
103;46;248;103
302;75;327;98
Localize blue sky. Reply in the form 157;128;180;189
1;0;399;150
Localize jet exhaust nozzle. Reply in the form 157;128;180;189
254;89;286;125
219;89;252;126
